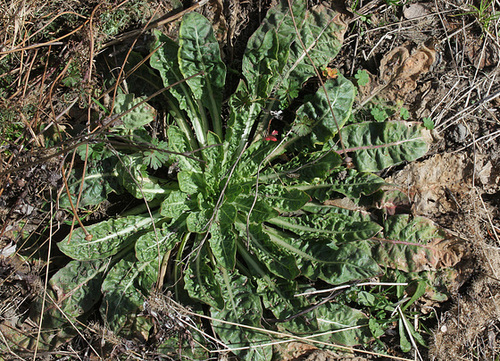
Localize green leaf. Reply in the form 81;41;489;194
203;131;223;176
100;258;155;339
224;81;263;168
237;139;278;178
186;209;211;233
399;317;412;352
49;259;110;320
177;170;206;194
209;205;237;270
339;121;429;172
354;69;370;86
184;251;224;309
117;155;166;201
400;107;410;120
259;185;311;213
268;213;381;244
245;223;300;280
244;1;347;104
178;12;226;138
160;190;191;218
151;32;201;146
256;278;316;334
134;225;178;263
314;303;371;346
242;26;282;99
58;215;154;260
293;75;356;146
112;93;156;130
142;138;170;170
263;226;381;284
59;157;121;209
232;195;279;222
280;3;347;102
423;117;434;130
302;168;385;200
167;125;202;172
211;269;272;361
270;151;342;184
371;215;445;273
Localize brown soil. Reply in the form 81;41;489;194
1;0;499;360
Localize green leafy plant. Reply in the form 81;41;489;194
423;117;435;130
41;2;448;359
354;69;370;86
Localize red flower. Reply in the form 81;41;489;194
265;130;278;141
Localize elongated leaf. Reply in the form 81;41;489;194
178;12;226;138
232;195;279;222
256;278;317;334
186;209;211;233
117;155;166;201
160;190;194;218
209;205;237;270
224;82;263;169
49;259;110;320
268;151;342;184
371;215;444;272
243;1;347;104
135;225;178;263
203;131;223;176
245;223;300;280
59;157;121;209
167;125;202;172
184;251;224;309
264;227;381;284
58;215;154;260
112;93;156;130
243;25;283;99
100;258;156;339
293;75;356;146
279;3;347;103
315;303;371;346
177;170;206;194
211;269;272;361
259;185;311;213
151;32;202;146
268;213;381;244
299;168;385;200
339;121;429;172
237;139;279;178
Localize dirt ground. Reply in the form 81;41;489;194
1;0;500;360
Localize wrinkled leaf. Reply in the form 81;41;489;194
245;223;300;280
210;217;237;270
371;215;444;272
184;251;224;309
167;125;202;172
315;303;371;346
59;157;121;209
112;93;156;130
58;215;154;260
135;225;178;263
212;269;272;361
302;168;385;200
100;258;156;339
232;195;279;222
339;121;429;172
294;75;356;146
259;185;311;213
117;155;166;201
178;12;226;138
49;259;110;320
268;213;381;244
